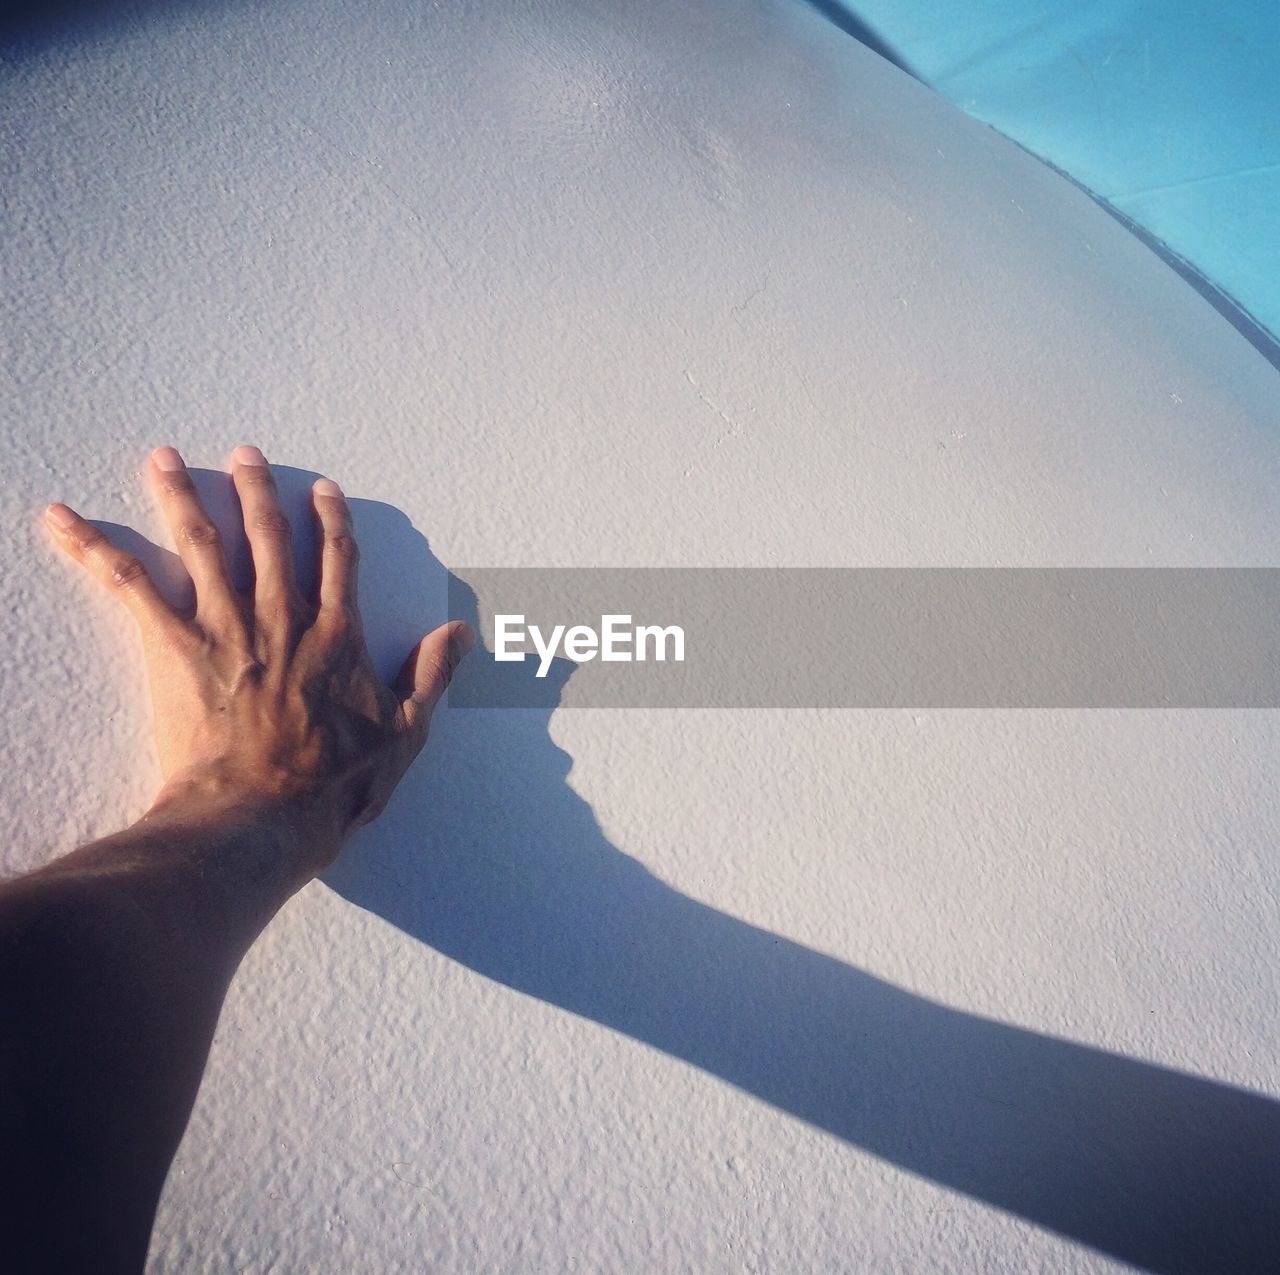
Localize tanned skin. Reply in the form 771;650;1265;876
0;445;473;1272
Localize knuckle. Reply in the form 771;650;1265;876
180;521;221;548
326;533;359;562
252;511;292;537
109;555;148;589
75;525;108;556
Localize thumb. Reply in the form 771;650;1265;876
397;619;476;735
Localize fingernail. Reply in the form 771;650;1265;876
44;503;77;529
152;446;185;471
232;444;267;467
313;478;343;498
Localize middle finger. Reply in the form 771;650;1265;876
230;444;302;619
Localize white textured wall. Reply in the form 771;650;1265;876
3;1;1279;1271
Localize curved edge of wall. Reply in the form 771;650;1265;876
1021;143;1280;376
806;0;1280;368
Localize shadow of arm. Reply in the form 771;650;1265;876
330;727;1279;1274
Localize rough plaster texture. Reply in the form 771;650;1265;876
3;1;1279;1271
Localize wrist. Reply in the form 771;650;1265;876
145;764;349;879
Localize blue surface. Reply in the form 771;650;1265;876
822;1;1280;343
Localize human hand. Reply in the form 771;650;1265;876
43;445;473;870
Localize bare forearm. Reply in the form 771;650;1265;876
10;445;469;1269
0;794;335;1271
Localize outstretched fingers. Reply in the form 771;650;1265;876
44;503;179;637
397;620;476;737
